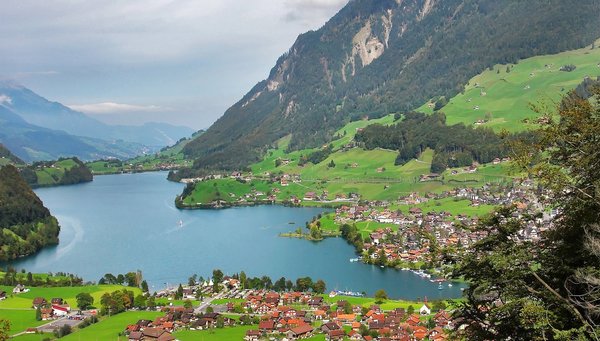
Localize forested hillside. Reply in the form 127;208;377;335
0;144;23;165
354;112;530;173
183;0;600;171
0;165;60;261
19;158;93;188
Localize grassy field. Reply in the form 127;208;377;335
0;285;141;309
1;309;48;336
60;311;163;341
417;39;600;131
10;333;54;341
174;325;255;341
33;158;80;186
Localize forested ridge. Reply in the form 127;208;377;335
183;0;600;171
18;157;93;188
0;165;60;261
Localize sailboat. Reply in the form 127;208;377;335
178;219;183;227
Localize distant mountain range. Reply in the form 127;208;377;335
0;81;194;162
182;0;600;170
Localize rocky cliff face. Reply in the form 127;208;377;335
184;0;600;170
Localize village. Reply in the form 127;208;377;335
123;277;455;341
317;178;552;273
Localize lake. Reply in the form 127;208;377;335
6;172;466;299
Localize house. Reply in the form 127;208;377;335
245;330;261;341
41;308;53;320
327;329;346;340
419;303;431;315
258;320;276;333
52;305;69;316
141;328;174;341
287;324;313;339
0;291;6;300
303;192;317;201
32;297;47;308
128;331;143;341
13;284;28;294
321;322;340;333
51;298;64;305
308;296;323;308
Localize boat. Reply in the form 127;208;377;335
349;258;360;262
438;283;443;290
178;220;183;227
448;283;453;287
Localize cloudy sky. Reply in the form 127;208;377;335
0;0;348;129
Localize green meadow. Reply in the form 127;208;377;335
60;311;163;341
418;39;600;131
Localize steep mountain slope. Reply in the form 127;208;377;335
184;0;600;170
0;165;60;261
0;81;194;147
0;144;24;166
0;104;149;162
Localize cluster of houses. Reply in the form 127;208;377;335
242;292;453;341
121;286;455;341
333;180;549;268
31;296;72;320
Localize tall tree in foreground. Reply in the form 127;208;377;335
453;88;600;340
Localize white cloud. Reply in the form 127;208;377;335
68;102;163;114
284;0;348;23
0;94;12;105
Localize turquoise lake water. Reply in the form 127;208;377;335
6;172;466;299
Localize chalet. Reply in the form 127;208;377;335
303;192;317;201
13;284;28;294
258;319;276;333
327;329;346;340
307;296;323;308
52;305;69;316
141;328;174;341
287;324;313;339
128;331;143;341
41;308;53;320
245;330;261;341
255;303;273;315
321;322;341;333
32;297;47;308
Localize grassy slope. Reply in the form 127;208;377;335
87;136;194;175
185;116;511;205
33;159;80;186
417;39;600;131
0;284;142;335
0;285;139;310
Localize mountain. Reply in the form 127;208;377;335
183;0;600;170
0;144;24;166
0;165;60;261
0;81;194;147
0;104;148;162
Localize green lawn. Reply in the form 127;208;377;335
174;325;255;341
0;309;48;336
61;311;163;341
